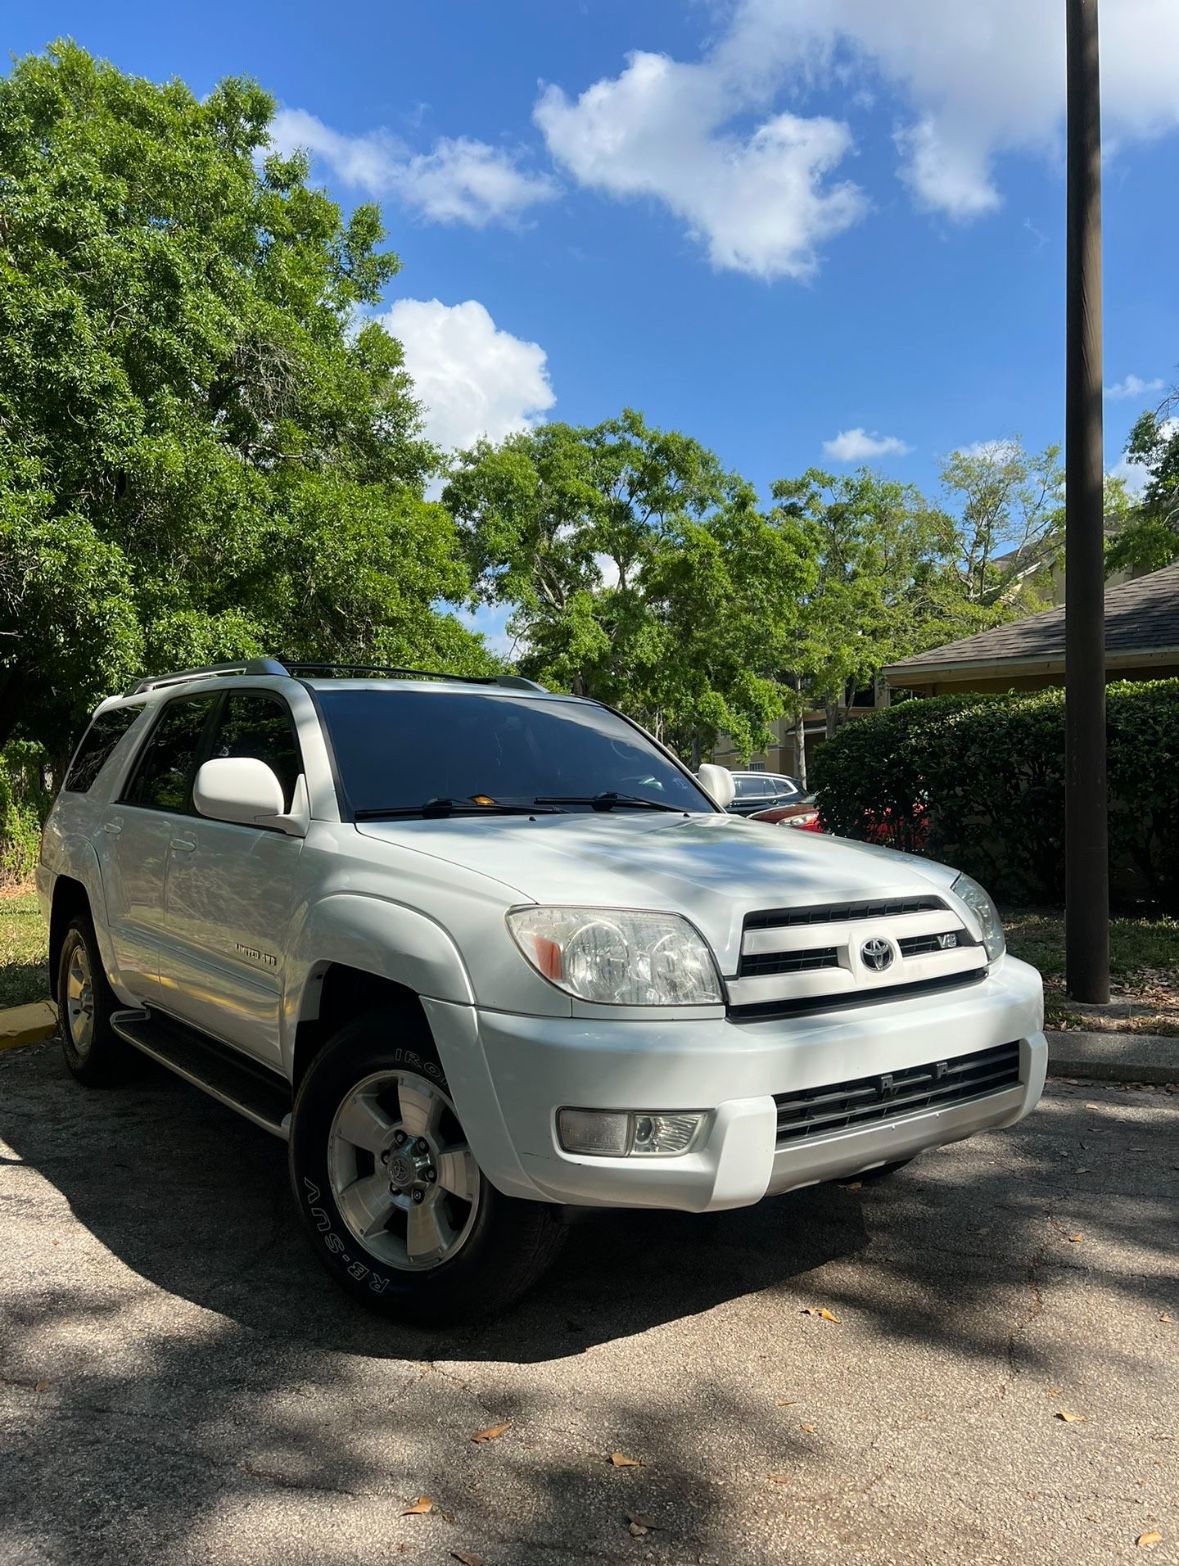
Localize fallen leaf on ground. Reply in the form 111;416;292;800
1075;1167;1092;1175
845;1181;862;1190
471;1421;511;1443
800;1423;817;1433
610;1451;643;1468
1136;1531;1164;1549
1067;1233;1084;1243
34;1380;49;1394
1159;1313;1173;1324
768;1473;790;1484
451;1553;485;1566
402;1496;434;1515
627;1522;647;1537
1047;1386;1062;1397
800;1307;841;1323
775;1399;798;1407
1055;1410;1086;1423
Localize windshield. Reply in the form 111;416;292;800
315;688;713;817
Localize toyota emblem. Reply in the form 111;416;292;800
861;937;893;972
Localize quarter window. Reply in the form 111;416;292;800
122;696;217;813
207;693;303;810
64;706;143;794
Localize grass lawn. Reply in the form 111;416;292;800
1;882;1175;1035
0;885;50;1010
1003;907;1179;1036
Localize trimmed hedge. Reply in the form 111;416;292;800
811;680;1179;911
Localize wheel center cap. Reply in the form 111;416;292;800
388;1152;416;1188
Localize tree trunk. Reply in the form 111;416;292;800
824;693;841;741
690;732;702;770
794;701;807;790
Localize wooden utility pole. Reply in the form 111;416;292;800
1064;0;1110;1001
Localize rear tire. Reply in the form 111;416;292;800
289;1009;565;1325
57;915;129;1087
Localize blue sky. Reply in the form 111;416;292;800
8;0;1178;650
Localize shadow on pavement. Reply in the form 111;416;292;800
1;1039;1175;1566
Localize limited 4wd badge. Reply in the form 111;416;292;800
235;943;277;968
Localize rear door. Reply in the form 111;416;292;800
160;690;306;1068
100;694;220;1007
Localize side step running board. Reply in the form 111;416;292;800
111;1008;292;1140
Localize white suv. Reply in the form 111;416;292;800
37;659;1046;1322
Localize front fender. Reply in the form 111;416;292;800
282;892;476;1073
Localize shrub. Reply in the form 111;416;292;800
811;680;1179;911
0;742;52;885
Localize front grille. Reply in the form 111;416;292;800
729;968;986;1022
745;896;945;932
773;1041;1021;1146
738;946;840;978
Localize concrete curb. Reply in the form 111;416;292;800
1046;1028;1177;1086
0;1001;58;1053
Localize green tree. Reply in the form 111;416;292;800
1106;403;1179;574
938;439;1064;608
444;410;814;759
768;467;984;742
0;42;487;762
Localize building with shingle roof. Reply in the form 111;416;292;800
881;563;1179;697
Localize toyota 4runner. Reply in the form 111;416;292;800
37;659;1046;1322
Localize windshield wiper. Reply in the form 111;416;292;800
533;792;686;813
356;797;557;820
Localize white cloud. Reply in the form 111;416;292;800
270;108;557;227
534;52;867;280
823;427;912;461
1106;373;1166;401
719;0;1179;219
534;0;1179;265
381;298;555;454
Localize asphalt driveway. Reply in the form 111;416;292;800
0;1039;1175;1566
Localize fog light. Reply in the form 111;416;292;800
557;1108;706;1157
557;1109;631;1156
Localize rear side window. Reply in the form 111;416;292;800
734;776;770;799
64;707;143;794
207;693;303;810
122;696;217;813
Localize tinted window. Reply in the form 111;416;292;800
64;707;143;793
207;693;303;810
316;689;709;815
122;696;217;812
734;776;771;799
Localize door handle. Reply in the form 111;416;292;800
170;837;197;853
102;821;123;835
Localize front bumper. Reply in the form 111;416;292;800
424;955;1046;1212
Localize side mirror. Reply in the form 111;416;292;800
193;758;307;836
696;763;736;809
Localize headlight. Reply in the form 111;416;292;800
951;873;1005;963
507;907;724;1006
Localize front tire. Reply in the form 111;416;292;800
57;915;128;1086
289;1010;565;1325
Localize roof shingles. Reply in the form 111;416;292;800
885;563;1179;676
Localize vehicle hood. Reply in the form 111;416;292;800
355;811;957;976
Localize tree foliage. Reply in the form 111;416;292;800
0;42;487;758
444;410;815;758
937;440;1064;608
767;467;990;735
1106;403;1179;574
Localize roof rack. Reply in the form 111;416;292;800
125;658;288;696
125;658;546;697
281;661;545;692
